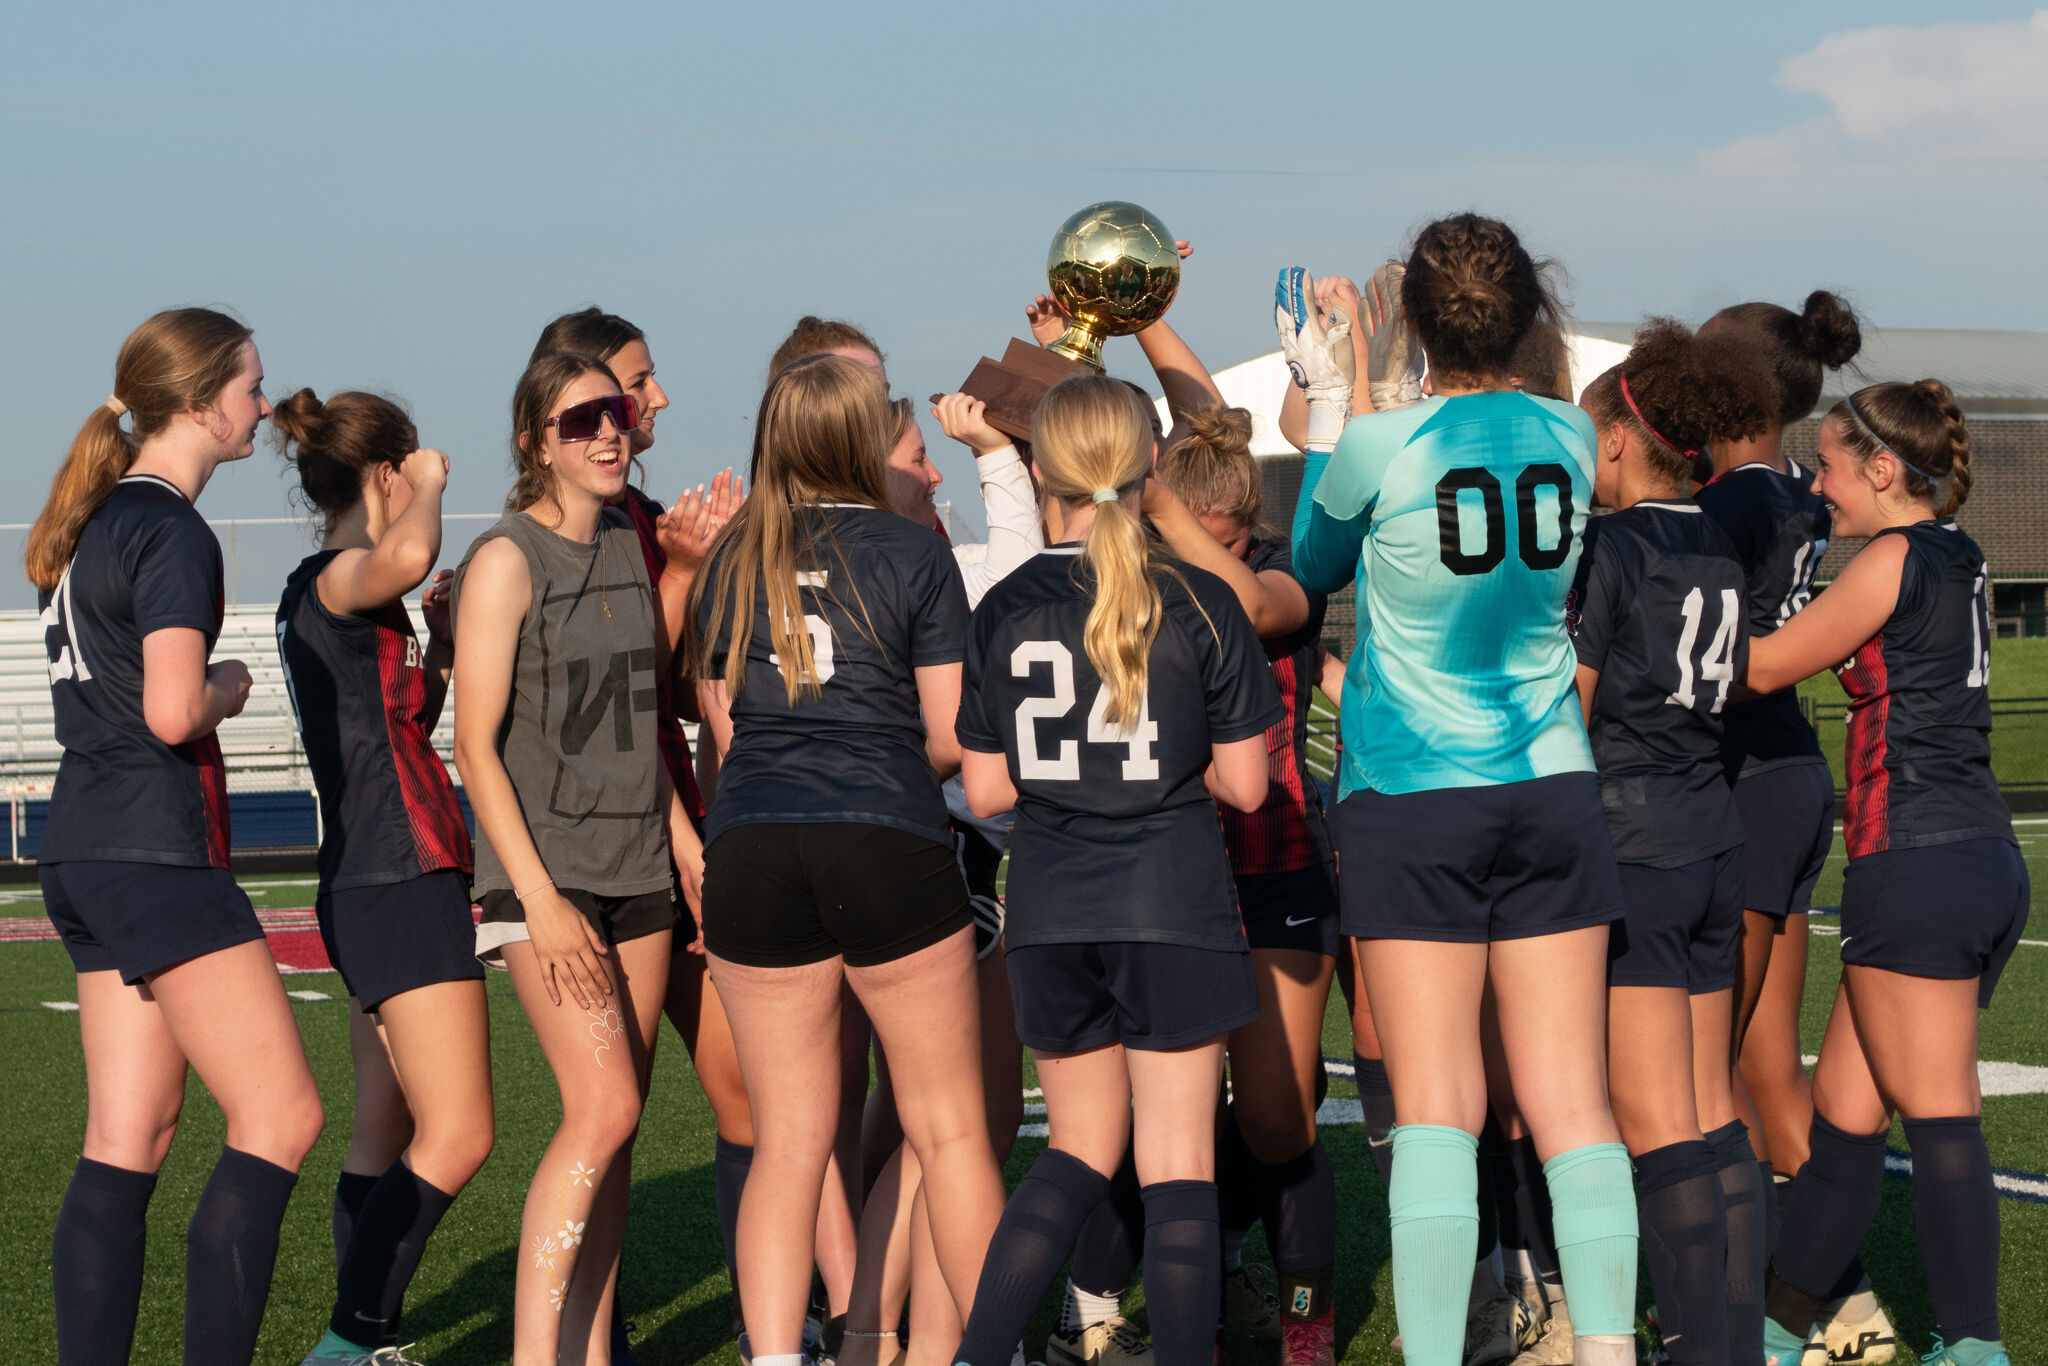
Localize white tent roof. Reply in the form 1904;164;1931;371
1161;330;1632;457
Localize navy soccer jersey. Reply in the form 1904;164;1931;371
1836;520;2012;858
1696;461;1830;776
277;551;472;894
1568;501;1748;867
38;475;231;867
699;503;969;847
957;548;1285;952
1218;535;1331;877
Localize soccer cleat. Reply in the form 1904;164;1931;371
1281;1307;1336;1366
1223;1263;1285;1340
1920;1335;2009;1366
368;1349;427;1365
298;1331;382;1365
1046;1316;1154;1366
1763;1315;1812;1366
1506;1316;1574;1366
1642;1303;1666;1364
1811;1291;1895;1365
1465;1294;1536;1366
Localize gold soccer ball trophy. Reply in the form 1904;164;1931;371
1043;201;1181;370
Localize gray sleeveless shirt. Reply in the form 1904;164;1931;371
452;508;670;897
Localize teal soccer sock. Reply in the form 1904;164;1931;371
1543;1142;1639;1338
1388;1125;1480;1366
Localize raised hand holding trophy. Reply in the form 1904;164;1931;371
945;201;1182;443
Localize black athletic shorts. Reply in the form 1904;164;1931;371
954;821;1007;961
40;860;264;984
318;869;484;1012
474;884;679;967
1236;864;1340;957
1008;940;1260;1053
701;821;973;969
1333;772;1625;943
1733;762;1834;919
1839;837;2029;1008
1608;848;1746;993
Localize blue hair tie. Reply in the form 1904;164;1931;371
1092;487;1120;504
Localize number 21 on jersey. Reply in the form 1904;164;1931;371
1011;640;1158;780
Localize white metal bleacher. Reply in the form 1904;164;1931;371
0;604;457;797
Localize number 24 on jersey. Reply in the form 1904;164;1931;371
1011;641;1159;781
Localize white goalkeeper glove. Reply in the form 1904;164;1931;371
1360;260;1424;412
1276;267;1355;451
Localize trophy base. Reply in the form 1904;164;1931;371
952;339;1096;443
1045;326;1106;372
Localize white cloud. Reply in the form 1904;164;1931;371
1711;10;2048;163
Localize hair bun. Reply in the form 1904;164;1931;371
267;387;326;455
1797;291;1862;370
1182;404;1253;450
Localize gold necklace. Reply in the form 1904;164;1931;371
597;523;613;619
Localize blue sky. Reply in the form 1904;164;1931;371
3;1;2044;551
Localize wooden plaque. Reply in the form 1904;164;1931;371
949;339;1093;442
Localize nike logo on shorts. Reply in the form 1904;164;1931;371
1285;914;1318;927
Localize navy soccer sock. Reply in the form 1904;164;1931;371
1707;1121;1766;1366
1354;1055;1395;1191
714;1136;753;1283
331;1169;379;1289
1217;1105;1258;1248
330;1159;457;1348
1766;1114;1887;1338
1506;1134;1563;1305
1142;1180;1224;1366
53;1157;158;1365
1903;1116;2002;1345
185;1147;299;1366
1255;1139;1336;1319
1475;1117;1501;1272
1070;1150;1145;1297
956;1149;1109;1366
1636;1140;1730;1366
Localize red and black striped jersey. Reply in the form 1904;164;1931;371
39;476;232;867
1218;536;1332;876
278;550;472;892
1836;520;2012;858
618;486;705;820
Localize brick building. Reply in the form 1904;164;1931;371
1247;327;2048;648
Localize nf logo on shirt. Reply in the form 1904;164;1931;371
561;648;658;755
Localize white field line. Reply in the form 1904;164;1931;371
1807;918;2045;950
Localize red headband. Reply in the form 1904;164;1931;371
1617;372;1696;460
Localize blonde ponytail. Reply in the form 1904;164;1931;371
1032;375;1159;728
688;354;894;704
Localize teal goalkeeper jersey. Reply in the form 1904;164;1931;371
1292;390;1597;797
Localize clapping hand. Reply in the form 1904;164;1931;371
656;468;746;574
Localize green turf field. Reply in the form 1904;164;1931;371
2;851;2042;1366
4;640;2046;1364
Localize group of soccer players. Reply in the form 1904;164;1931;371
31;208;2021;1366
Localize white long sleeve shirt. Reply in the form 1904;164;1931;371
951;444;1043;610
944;443;1042;842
